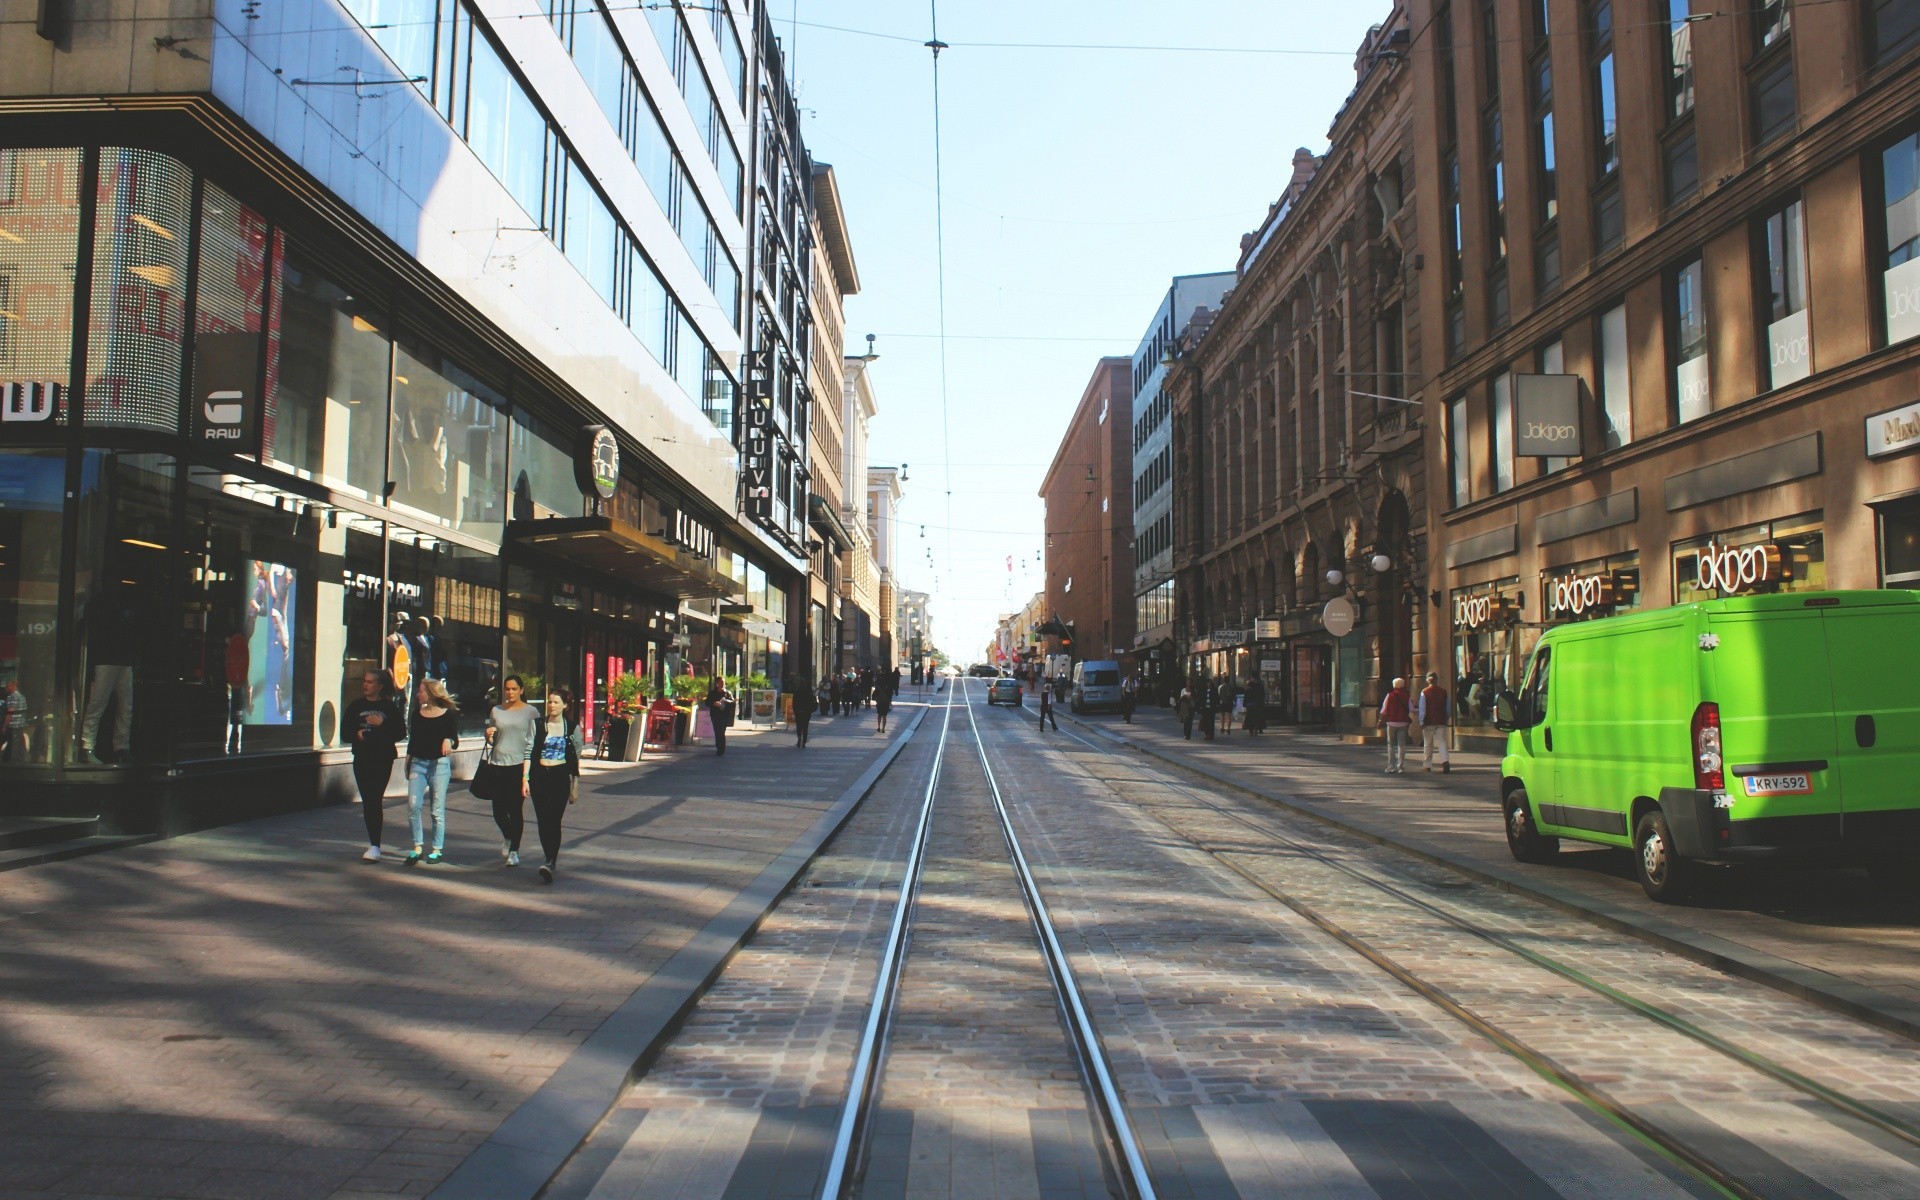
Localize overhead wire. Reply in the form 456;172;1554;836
927;0;955;602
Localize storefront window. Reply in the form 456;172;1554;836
1880;498;1920;587
1540;552;1641;623
389;337;507;543
85;149;192;432
1451;577;1522;727
388;533;501;734
0;147;82;425
72;452;176;765
1672;511;1825;603
1884;131;1920;346
174;467;327;759
508;407;586;521
0;451;71;766
266;253;390;499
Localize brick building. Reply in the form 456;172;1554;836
1408;0;1920;744
1169;9;1423;733
1040;359;1136;662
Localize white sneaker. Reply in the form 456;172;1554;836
501;841;512;861
362;845;381;862
507;850;520;867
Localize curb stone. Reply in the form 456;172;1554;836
427;703;933;1200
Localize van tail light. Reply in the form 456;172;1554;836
1692;702;1725;793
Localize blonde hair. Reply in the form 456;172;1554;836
419;677;458;713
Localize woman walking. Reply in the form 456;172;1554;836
482;675;538;866
792;674;816;748
528;691;582;883
343;669;404;861
406;679;459;865
706;677;736;755
874;669;893;734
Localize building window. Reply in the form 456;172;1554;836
1540;339;1569;473
1754;0;1790;49
1490;267;1511;330
1761;198;1809;389
1589;0;1618;175
465;23;550;225
1486;109;1507;261
85;149;193;432
1665;0;1695;118
1480;0;1500;97
1448;396;1472;508
1884;131;1920;346
1491;372;1514;493
1437;5;1458;144
1445;151;1464;292
1751;56;1796;146
1535;109;1557;223
1672;257;1710;423
1879;498;1920;587
1595;181;1624;253
1665;126;1700;204
1536;230;1561;296
1599;302;1632;449
1447;299;1466;362
1871;0;1920;62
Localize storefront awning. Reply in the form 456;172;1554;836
807;494;855;551
509;516;742;601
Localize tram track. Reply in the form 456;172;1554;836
818;677;1154;1199
1000;708;1920;1200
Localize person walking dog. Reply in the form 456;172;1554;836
527;691;583;883
343;669;404;861
1419;672;1452;773
1380;676;1413;774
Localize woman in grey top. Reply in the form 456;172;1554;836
484;675;538;866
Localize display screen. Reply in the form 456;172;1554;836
241;561;296;726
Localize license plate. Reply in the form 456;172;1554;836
1742;773;1812;796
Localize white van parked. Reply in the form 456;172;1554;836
1070;660;1123;714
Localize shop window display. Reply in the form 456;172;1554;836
389;337;507;543
0;451;71;765
387;535;501;733
72;452;176;765
0;147;82;425
85;149;192;432
1451;577;1523;728
267;253;390;498
1671;511;1825;603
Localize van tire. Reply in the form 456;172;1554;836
1634;810;1692;903
1503;786;1559;864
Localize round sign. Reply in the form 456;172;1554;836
581;425;620;500
1322;596;1357;638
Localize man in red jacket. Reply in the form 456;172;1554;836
1418;672;1451;773
1378;676;1412;774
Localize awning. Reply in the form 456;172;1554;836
808;494;855;551
508;516;742;601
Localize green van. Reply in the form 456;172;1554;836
1495;589;1920;901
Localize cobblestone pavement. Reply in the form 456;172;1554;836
982;704;1920;1196
0;712;907;1200
1076;707;1920;1024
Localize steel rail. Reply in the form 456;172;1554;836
964;686;1159;1200
1050;721;1920;1158
1021;719;1767;1200
817;683;958;1200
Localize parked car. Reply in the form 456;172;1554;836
1495;589;1920;902
1069;660;1123;714
986;677;1023;706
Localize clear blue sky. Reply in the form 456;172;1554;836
785;1;1394;657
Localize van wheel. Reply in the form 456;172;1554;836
1503;787;1558;864
1634;810;1692;903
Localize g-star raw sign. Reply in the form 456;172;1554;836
191;333;262;448
1696;542;1783;595
1866;401;1920;459
741;401;773;520
0;381;59;423
1513;374;1583;457
1546;570;1614;617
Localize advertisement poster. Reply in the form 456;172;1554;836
244;561;296;725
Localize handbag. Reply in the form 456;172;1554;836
470;761;516;801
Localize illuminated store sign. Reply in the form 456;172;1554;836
1453;592;1514;630
0;381;59;423
1695;542;1783;595
742;401;772;521
1546;570;1614;617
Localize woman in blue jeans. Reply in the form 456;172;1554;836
406;678;459;864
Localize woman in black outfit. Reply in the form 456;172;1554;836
527;691;582;883
343;670;404;861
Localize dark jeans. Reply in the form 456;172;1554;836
529;766;568;866
1039;706;1057;731
1200;711;1215;739
1121;698;1135;723
714;724;727;755
492;788;525;851
795;712;811;746
1181;713;1194;738
352;754;393;845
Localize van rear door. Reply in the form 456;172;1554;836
1706;609;1842;843
1819;598;1920;847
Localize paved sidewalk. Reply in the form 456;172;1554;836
0;707;918;1200
1061;705;1920;1040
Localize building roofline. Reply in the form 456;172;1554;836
1038;356;1130;496
810;162;860;296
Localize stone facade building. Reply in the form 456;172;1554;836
1408;0;1920;745
1169;8;1423;732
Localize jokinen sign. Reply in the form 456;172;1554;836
1453;592;1509;629
1695;542;1784;595
1513;374;1583;457
1545;570;1614;617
